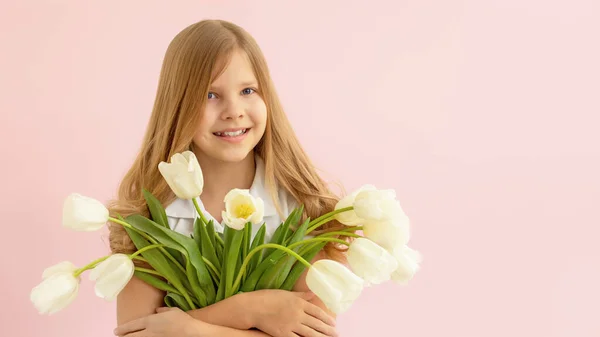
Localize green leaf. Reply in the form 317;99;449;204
240;248;286;292
281;206;304;245
142;189;169;228
142;189;185;266
280;241;327;291
126;214;215;306
124;227;192;297
255;218;310;290
247;224;266;276
195;218;221;272
263;207;302;258
165;292;192;311
205;219;217;249
223;225;245;298
133;270;181;294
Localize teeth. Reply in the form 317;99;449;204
215;129;247;137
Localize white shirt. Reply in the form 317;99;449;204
164;155;297;242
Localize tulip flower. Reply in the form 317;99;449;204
30;261;80;315
306;259;364;314
334;184;376;226
89;254;135;301
158;151;204;199
222;189;264;230
391;245;422;284
62;193;109;231
362;213;411;251
353;188;404;223
346;238;398;285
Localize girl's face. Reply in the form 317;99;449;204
192;49;267;165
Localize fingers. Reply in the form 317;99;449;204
302;315;338;337
113;317;146;336
122;331;146;337
297;324;330;337
155;306;175;313
303;303;336;327
296;291;316;301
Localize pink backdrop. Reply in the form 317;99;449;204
1;1;599;336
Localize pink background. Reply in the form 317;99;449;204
1;1;599;336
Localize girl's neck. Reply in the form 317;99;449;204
194;152;256;219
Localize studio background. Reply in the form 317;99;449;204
1;1;598;336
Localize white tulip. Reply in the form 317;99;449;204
362;214;410;251
353;189;404;223
306;259;364;314
222;189;264;230
89;254;135;301
30;261;80;315
158;151;204;199
62;193;109;231
334;185;376;226
391;245;422;284
346;238;398;285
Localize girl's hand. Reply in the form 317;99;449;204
113;307;211;337
250;289;338;337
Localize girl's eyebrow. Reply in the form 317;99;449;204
209;81;258;91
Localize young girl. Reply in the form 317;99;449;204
108;19;347;337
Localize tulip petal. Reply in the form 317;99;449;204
306;260;364;314
30;272;80;315
89;254;135;301
42;261;77;279
62;193;109;231
346;238;398;285
334;185;377;226
391;246;422;284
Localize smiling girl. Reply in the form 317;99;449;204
107;19;347;337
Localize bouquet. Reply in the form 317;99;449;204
30;151;421;316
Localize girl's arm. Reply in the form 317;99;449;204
116;276;255;330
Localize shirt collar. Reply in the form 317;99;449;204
164;155;276;220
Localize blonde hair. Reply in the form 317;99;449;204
107;19;348;261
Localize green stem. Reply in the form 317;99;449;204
319;231;362;238
288;237;351;251
131;256;148;263
73;255;111;277
306;206;354;234
203;257;220;283
108;216;187;275
342;225;363;232
192;198;210;225
134;267;164;277
192;197;224;246
130;244;166;259
231;243;312;292
109;216;195;310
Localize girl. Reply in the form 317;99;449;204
108;19;347;337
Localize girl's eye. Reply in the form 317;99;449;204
242;88;255;95
208;92;217;99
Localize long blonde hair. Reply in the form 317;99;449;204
107;19;348;260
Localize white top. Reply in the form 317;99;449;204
164;155;298;242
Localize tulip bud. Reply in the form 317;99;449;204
346;238;398;285
89;254;135;301
362;214;410;251
306;259;364;314
30;261;80;315
62;193;109;231
334;185;376;226
158;151;204;200
353;189;404;223
222;189;264;230
391;245;422;284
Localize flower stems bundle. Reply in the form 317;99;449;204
31;151;421;315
